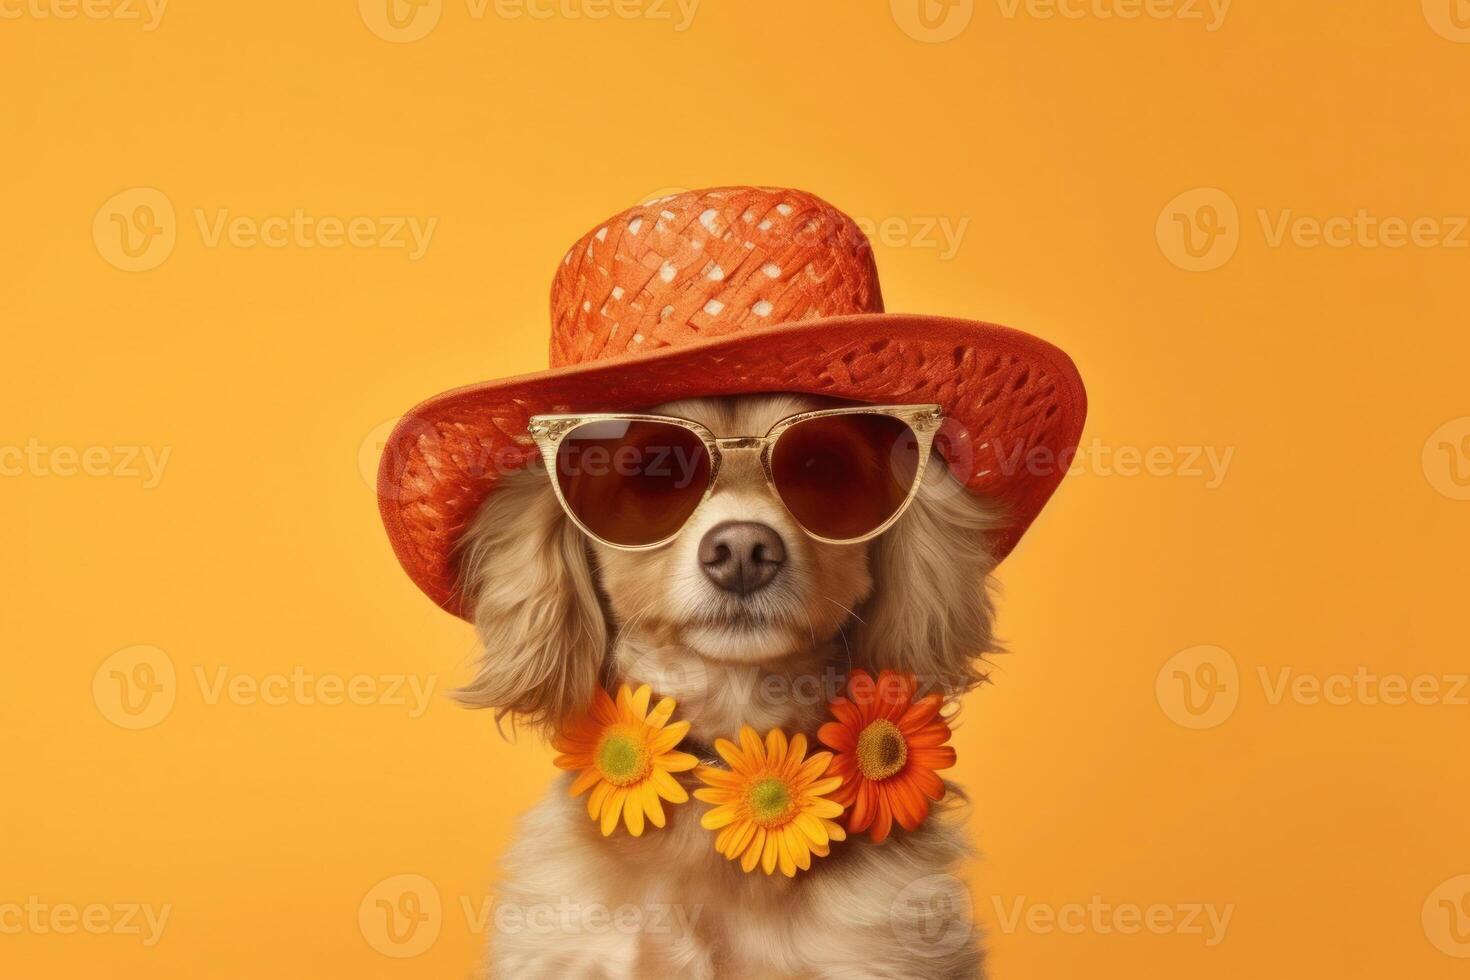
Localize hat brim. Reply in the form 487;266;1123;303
378;313;1086;618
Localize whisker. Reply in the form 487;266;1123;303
820;594;866;626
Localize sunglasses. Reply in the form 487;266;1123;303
527;404;943;550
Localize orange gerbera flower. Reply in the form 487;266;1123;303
693;726;847;877
818;670;956;843
552;683;699;837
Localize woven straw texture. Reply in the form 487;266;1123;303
379;188;1087;618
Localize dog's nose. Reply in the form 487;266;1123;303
698;521;786;595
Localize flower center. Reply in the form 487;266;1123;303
595;728;652;786
856;718;908;781
746;776;794;827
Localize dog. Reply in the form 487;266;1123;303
452;392;1002;979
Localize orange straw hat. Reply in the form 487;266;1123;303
379;187;1086;617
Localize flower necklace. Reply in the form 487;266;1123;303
552;669;957;878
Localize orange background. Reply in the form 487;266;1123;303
3;1;1469;977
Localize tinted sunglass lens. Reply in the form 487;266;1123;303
554;420;711;546
770;414;921;540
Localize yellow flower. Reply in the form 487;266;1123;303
693;726;847;877
553;684;699;837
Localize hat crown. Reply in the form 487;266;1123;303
549;187;884;368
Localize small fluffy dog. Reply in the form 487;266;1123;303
455;393;1001;979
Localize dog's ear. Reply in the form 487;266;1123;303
451;465;607;735
852;460;1002;695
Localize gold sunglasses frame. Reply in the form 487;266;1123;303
527;404;944;552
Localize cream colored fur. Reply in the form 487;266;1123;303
455;395;1001;979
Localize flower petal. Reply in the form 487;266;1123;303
787;827;812;871
651;768;689;804
715;738;752;775
646;696;677;729
694;765;742;789
776;830;796;877
907;765;947;801
897;695;943;733
889;782;926;831
868;791;893;843
910;745;957;769
817;721;856;752
701;803;738;830
807;797;844;820
651;720;691;753
657;751;699;773
828;698;864;729
804;776;843;799
721;819;755;859
849;779;875;832
588;779;612;819
761;829;780;875
742;829;765;872
625;793;646;836
601;787;627;836
640;785;666;828
591;687;619;724
906;726;953;749
568;766;602;797
765;728;789;767
794;812;829;848
796;751;834;786
739;726;767;768
630;684;652;720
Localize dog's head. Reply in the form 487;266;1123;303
453;394;1002;735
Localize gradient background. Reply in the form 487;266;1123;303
3;1;1469;977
